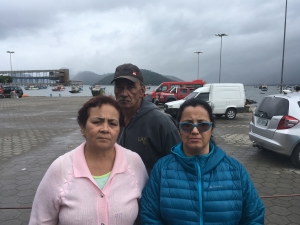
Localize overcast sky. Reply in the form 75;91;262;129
1;0;299;84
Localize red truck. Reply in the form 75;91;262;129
156;87;196;104
151;80;205;103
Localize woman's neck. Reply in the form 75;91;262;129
84;145;116;176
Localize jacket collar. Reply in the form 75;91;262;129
171;142;226;174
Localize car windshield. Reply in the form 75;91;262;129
184;91;198;100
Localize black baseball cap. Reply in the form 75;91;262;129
111;63;144;84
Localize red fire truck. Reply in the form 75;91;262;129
150;79;206;104
157;87;196;104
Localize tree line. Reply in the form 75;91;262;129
0;75;13;84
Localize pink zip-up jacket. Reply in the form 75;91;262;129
29;142;148;225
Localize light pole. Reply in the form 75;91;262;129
280;0;288;93
215;33;228;83
194;51;203;80
6;51;15;77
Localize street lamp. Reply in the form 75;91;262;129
280;0;288;93
215;33;228;83
6;51;15;77
194;51;203;80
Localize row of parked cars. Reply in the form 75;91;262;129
0;86;24;98
159;84;300;168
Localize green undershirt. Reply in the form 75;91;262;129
93;171;111;189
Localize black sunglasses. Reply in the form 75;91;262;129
179;122;212;133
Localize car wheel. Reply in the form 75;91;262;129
225;108;236;120
19;94;22;98
291;145;300;168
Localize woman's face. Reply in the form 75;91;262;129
81;104;120;152
179;106;212;156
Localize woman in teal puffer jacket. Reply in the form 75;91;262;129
140;98;264;225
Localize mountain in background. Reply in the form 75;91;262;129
72;69;177;85
164;75;183;82
72;71;108;85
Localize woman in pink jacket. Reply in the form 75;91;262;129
29;95;148;225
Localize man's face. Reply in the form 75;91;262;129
114;78;145;111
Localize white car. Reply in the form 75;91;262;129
164;83;246;120
249;93;300;168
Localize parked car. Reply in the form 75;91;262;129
164;83;246;119
0;85;4;99
249;93;300;167
3;86;23;98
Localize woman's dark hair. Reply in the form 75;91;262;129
177;98;216;144
77;95;124;128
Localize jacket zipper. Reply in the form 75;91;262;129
196;158;203;225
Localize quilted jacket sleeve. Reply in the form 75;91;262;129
239;165;265;224
140;161;164;225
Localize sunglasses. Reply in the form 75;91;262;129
179;122;212;133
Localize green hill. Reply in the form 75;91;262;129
95;69;175;85
72;71;107;85
72;69;180;85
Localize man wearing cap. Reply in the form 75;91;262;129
111;63;181;174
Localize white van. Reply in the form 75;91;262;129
163;83;246;120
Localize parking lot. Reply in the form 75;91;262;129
0;97;300;225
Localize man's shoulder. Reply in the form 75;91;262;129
142;101;171;116
138;100;178;129
148;110;177;127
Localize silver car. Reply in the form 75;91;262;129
249;93;300;168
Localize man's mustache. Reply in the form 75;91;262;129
118;97;130;102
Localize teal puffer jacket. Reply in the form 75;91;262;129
140;142;264;225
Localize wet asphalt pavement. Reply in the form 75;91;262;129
0;97;300;225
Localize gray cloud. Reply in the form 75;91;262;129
1;0;299;84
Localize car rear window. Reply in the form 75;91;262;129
255;97;289;119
